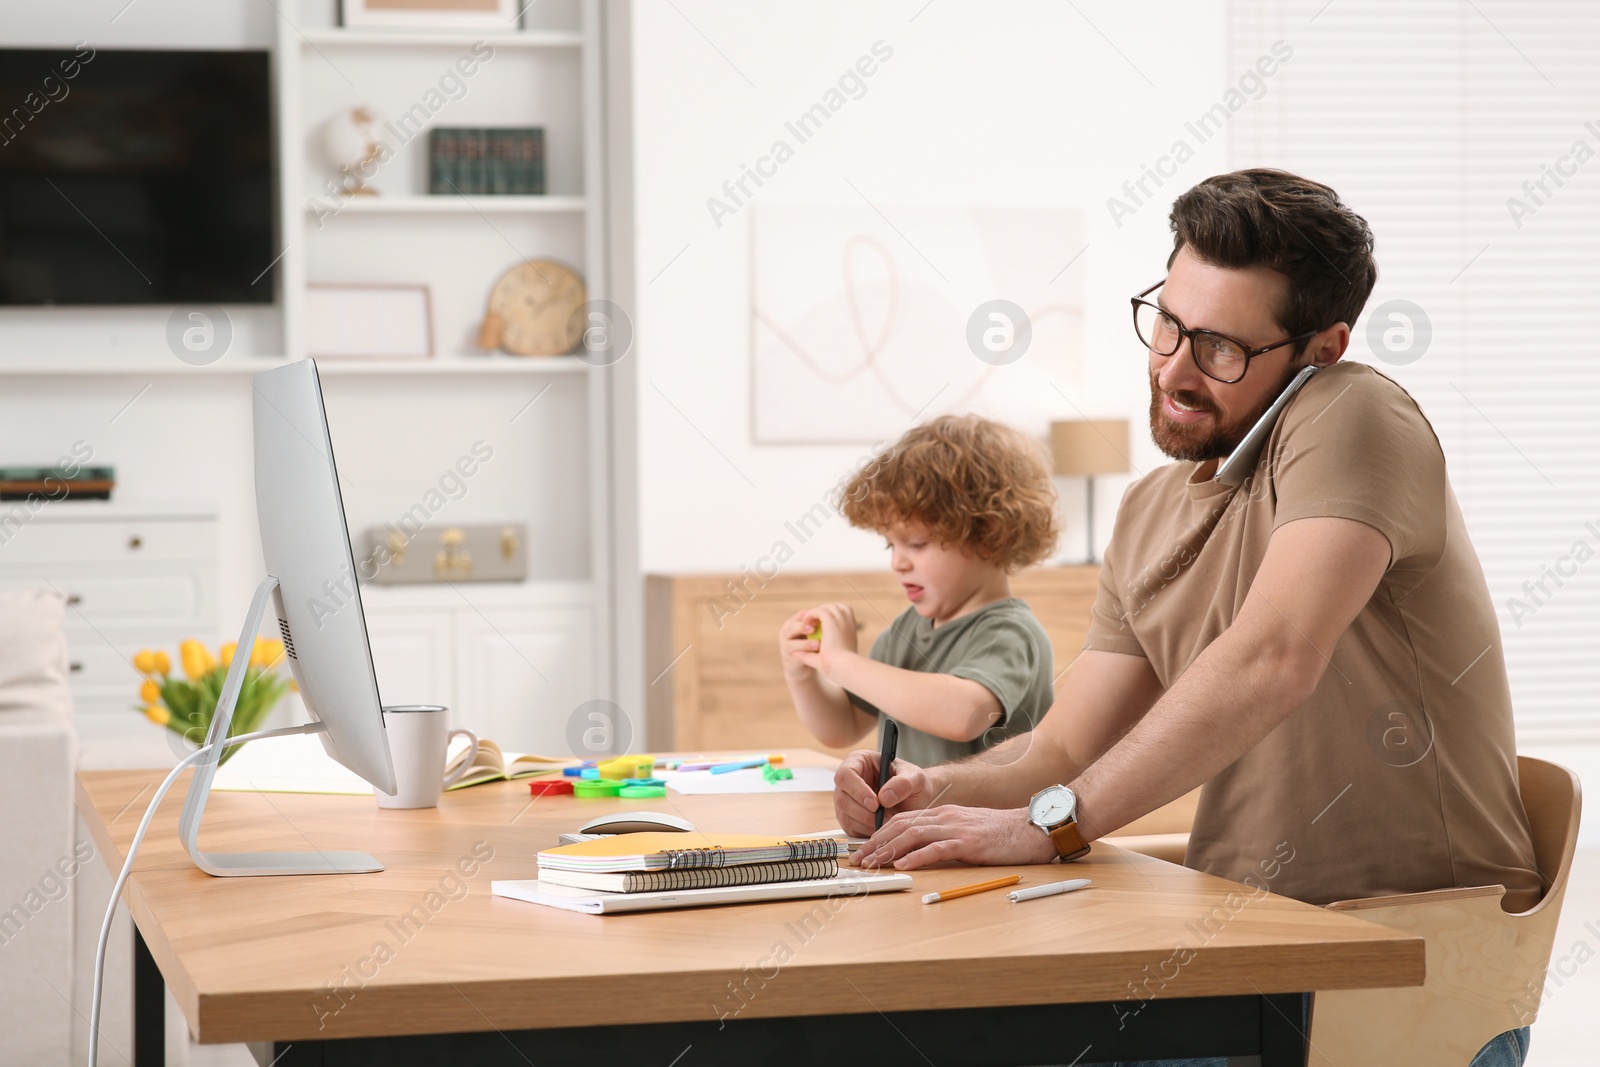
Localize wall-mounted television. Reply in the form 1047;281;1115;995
0;46;274;306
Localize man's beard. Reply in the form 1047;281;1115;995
1147;371;1261;462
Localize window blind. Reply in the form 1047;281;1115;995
1230;0;1600;740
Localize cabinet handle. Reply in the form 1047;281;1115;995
128;535;143;550
70;662;83;673
67;594;82;606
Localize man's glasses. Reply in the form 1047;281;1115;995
1130;280;1318;384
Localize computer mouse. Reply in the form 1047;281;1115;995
578;811;696;835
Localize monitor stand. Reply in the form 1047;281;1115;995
176;575;385;877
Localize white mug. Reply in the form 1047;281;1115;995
375;705;478;810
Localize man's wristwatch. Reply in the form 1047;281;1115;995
1028;784;1090;861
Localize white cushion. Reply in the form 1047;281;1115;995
0;587;71;723
0;588;75;1062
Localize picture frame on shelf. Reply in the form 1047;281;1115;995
340;0;523;32
306;283;434;360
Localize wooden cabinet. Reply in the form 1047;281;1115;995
645;567;1101;758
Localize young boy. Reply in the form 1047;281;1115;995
778;414;1061;768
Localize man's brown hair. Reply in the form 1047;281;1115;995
1167;168;1378;352
837;414;1059;572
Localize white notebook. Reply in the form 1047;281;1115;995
491;870;913;914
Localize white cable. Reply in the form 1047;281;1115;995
88;722;326;1067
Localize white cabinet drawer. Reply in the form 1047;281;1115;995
72;697;188;770
0;517;215;565
364;611;455;710
60;630;205;699
0;570;211;628
456;606;596;756
63;638;142;697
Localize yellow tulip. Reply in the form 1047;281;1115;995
220;641;237;668
264;639;286;668
139;680;161;704
153;650;172;676
250;638;269;669
180;639;216;680
133;650;157;675
143;703;170;726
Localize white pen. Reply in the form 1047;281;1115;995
1008;877;1092;902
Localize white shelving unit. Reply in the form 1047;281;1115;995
0;2;628;760
0;355;593;375
305;194;587;214
271;0;619;751
296;29;585;50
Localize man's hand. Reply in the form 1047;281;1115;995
852;805;1058;870
833;750;939;836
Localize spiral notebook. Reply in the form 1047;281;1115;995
538;856;839;894
535;833;848;874
492;870;914;914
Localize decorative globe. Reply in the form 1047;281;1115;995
318;105;387;195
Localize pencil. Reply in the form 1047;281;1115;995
921;874;1022;904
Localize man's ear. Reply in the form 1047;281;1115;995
1307;322;1350;368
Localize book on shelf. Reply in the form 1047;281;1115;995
537;855;840;894
446;738;577;789
0;465;115;501
535;832;847;874
428;127;545;195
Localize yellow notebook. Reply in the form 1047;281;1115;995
536;832;848;873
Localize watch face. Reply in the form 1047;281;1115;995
1029;785;1076;827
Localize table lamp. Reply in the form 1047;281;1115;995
1050;419;1130;564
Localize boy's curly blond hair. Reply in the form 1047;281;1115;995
837;414;1060;572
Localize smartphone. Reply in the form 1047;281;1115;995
1213;365;1319;486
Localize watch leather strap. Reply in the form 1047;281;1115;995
1048;820;1090;861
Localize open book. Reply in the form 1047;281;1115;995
446;738;579;789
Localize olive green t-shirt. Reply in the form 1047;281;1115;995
1085;361;1541;910
849;597;1054;768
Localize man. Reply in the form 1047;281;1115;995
834;169;1540;1066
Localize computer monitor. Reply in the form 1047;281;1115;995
176;358;396;877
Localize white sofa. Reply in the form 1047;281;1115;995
0;589;80;1063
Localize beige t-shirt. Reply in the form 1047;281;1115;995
1085;361;1542;910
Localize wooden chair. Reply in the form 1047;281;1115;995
1306;756;1582;1066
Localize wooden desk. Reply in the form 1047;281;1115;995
79;753;1422;1067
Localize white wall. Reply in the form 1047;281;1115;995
629;0;1233;574
625;1;1600;834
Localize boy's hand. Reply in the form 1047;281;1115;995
792;602;859;681
778;608;824;681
